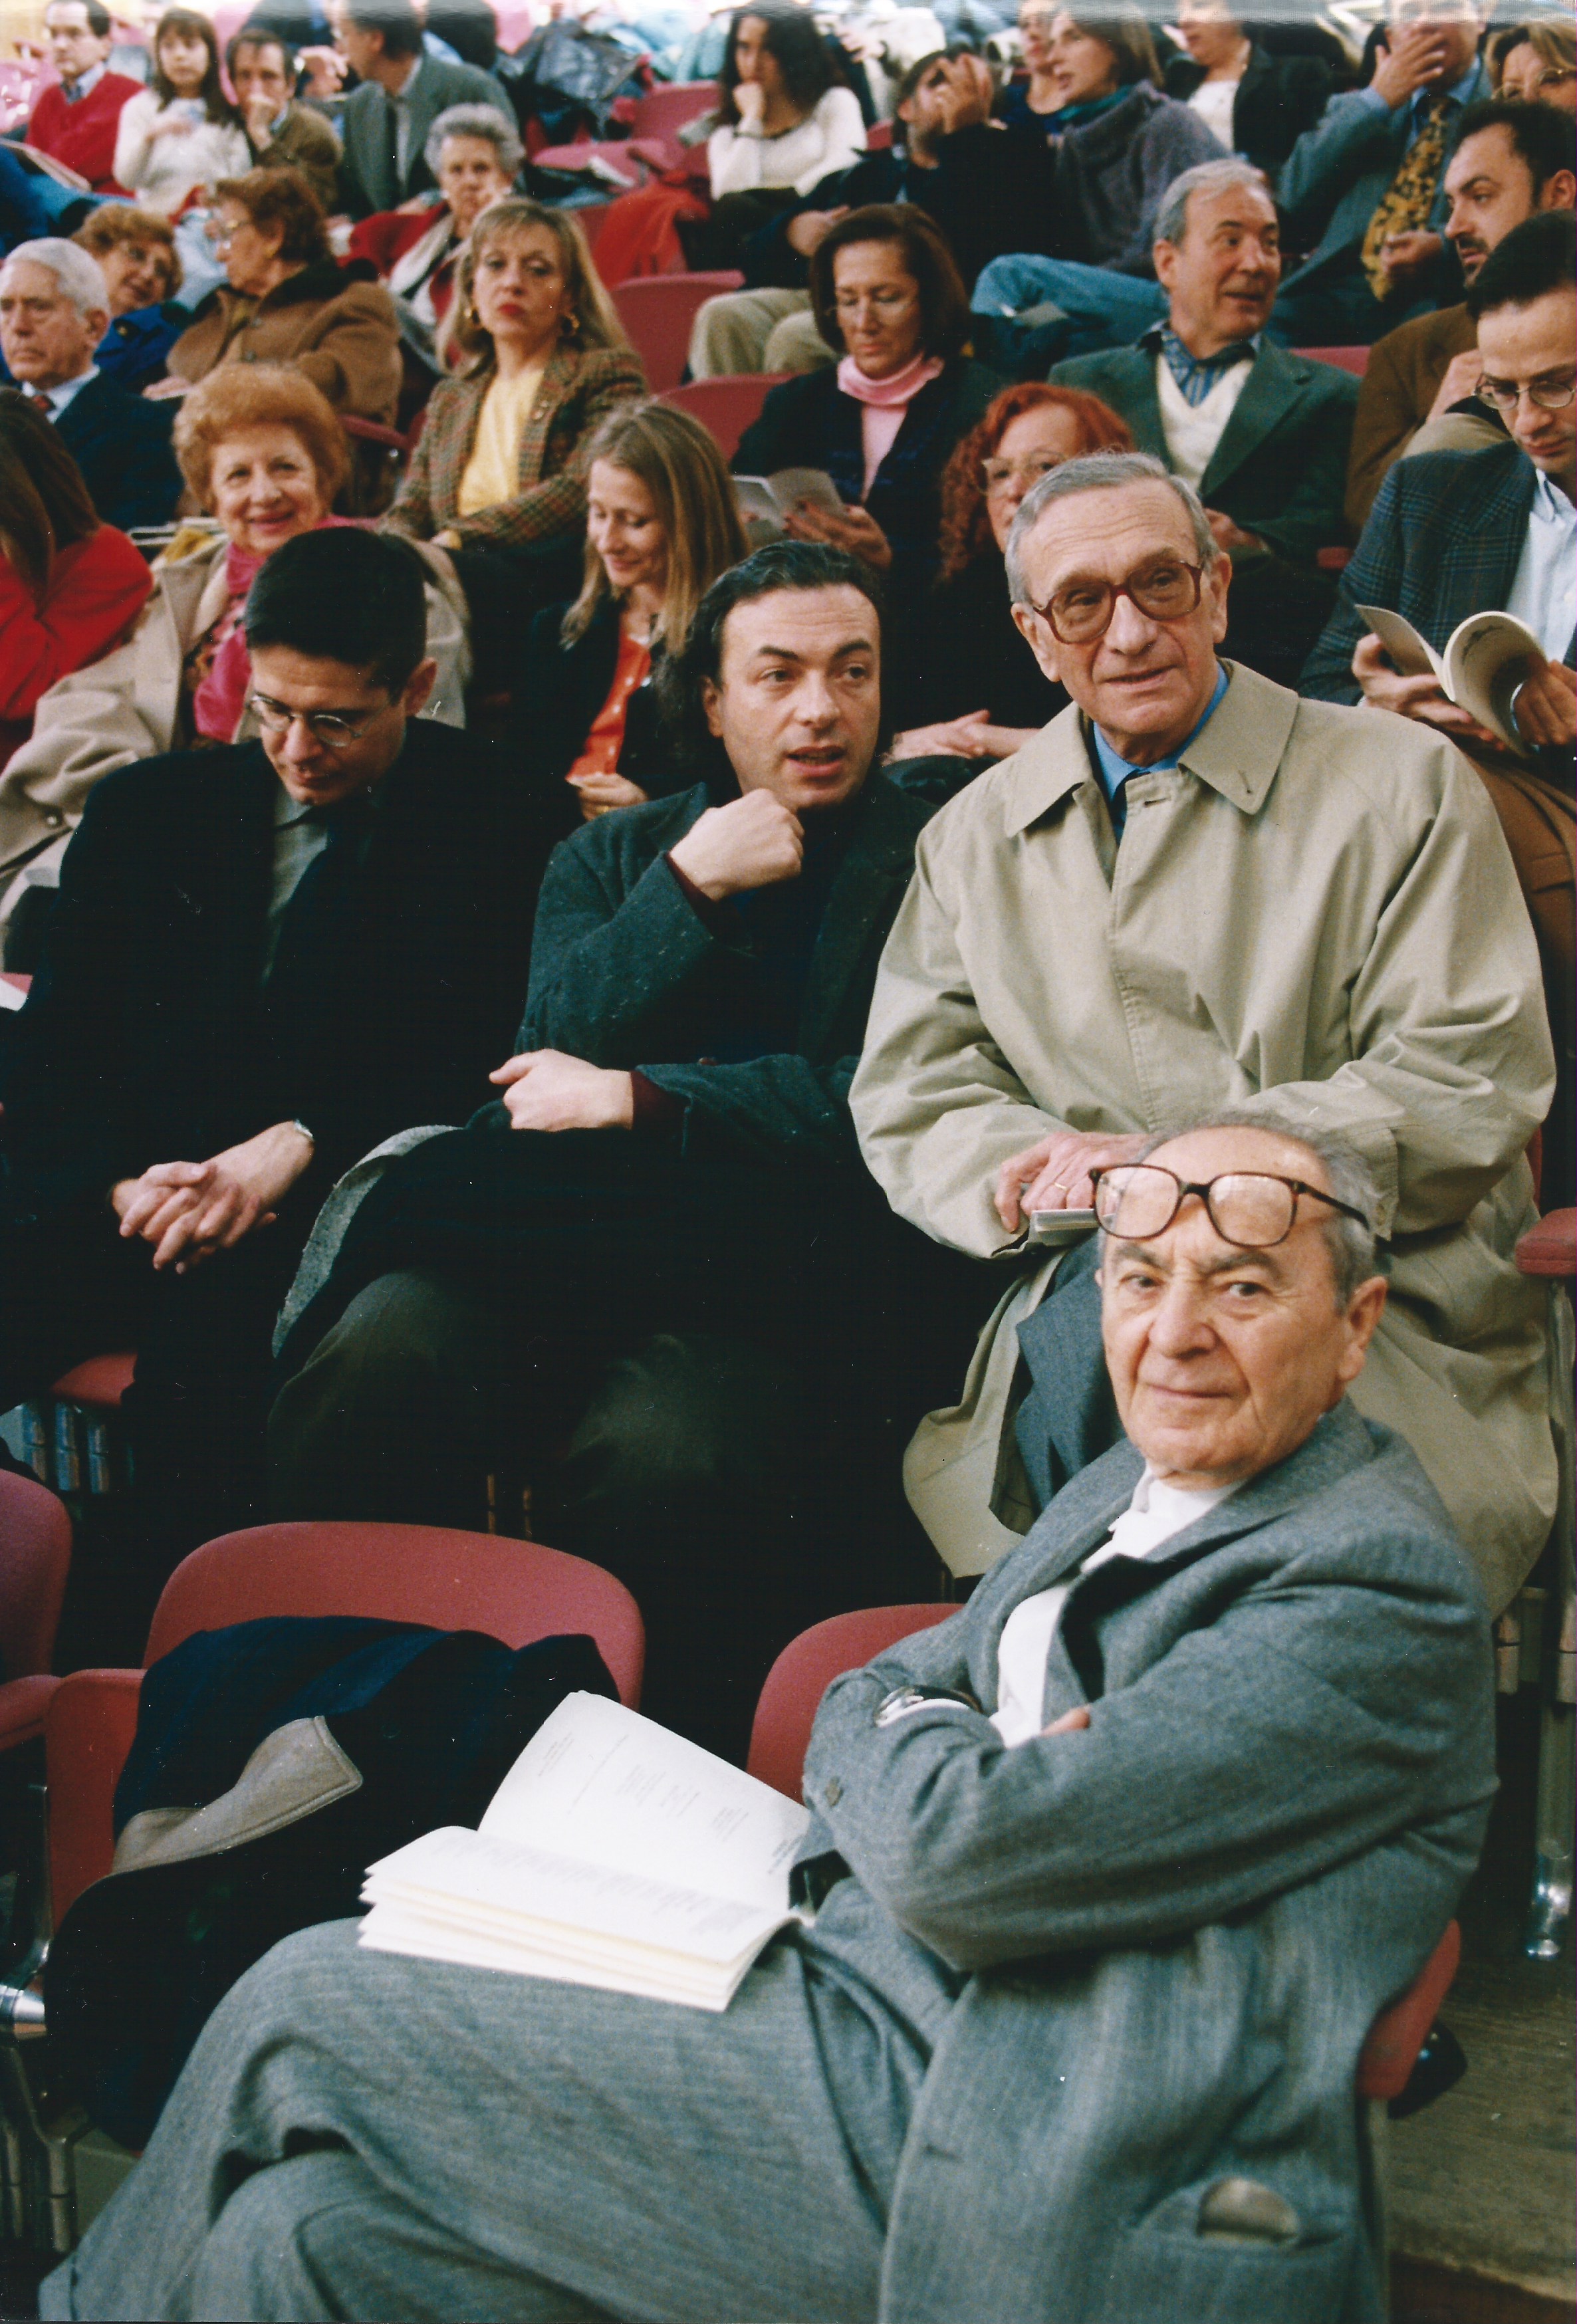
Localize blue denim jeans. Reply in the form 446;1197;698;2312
970;256;1167;374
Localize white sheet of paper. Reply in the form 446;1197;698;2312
478;1693;808;1913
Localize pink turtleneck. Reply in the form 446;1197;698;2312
837;350;944;499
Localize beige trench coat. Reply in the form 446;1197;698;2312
850;663;1557;1612
0;533;470;921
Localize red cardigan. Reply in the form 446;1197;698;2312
0;526;152;770
25;72;144;192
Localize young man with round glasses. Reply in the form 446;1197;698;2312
0;527;536;1596
1305;206;1576;755
850;446;1555;1620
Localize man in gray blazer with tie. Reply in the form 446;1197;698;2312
331;0;512;219
43;1115;1495;2324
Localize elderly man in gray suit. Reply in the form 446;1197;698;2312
43;1114;1494;2324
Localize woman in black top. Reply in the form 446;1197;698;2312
511;400;748;833
890;380;1133;772
731;205;1002;622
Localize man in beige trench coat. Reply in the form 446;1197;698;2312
850;451;1556;1611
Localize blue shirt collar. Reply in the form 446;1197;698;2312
63;59;105;100
1410;53;1483;120
1088;665;1229;830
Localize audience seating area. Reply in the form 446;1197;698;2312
1;7;1574;2310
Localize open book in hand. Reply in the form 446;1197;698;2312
359;1692;811;2011
735;468;846;542
1358;604;1546;758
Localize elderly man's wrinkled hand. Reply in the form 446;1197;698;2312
1513;654;1576;749
994;1129;1148;1232
490;1050;636;1133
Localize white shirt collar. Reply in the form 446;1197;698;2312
1530;469;1574;524
33;363;99;417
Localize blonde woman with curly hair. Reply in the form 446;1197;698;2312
383;200;646;560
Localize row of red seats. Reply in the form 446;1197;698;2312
0;1466;1455;2117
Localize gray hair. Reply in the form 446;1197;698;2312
1153;156;1274;251
0;237;109;321
1135;1113;1382;1308
424;102;524;181
1005;451;1217;607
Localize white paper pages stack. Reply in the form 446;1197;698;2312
358;1692;812;2010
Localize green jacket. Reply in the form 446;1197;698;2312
1050;337;1359;564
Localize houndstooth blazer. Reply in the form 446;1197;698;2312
382;338;647;554
1301;439;1575;701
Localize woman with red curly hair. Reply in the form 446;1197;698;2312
890;380;1132;772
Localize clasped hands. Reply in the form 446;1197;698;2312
111;1119;314;1273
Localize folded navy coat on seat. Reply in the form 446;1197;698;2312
45;1617;616;2147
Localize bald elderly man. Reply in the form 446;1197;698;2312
43;1117;1493;2324
851;449;1556;1613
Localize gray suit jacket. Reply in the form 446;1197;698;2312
1278;60;1489;292
797;1401;1495;2323
338;53;512;217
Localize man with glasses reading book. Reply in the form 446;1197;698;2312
0;526;534;1590
850;447;1556;1619
40;1113;1497;2324
1304;208;1576;751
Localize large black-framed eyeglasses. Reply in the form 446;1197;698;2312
1030;560;1205;645
1088;1163;1372;1249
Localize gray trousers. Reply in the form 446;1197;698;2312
42;1903;945;2323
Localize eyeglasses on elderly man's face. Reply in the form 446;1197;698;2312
1088;1163;1372;1248
1029;556;1205;645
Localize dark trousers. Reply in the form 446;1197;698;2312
267;1129;988;1759
1223;552;1338;693
0;1202;308;1590
1267;255;1427;350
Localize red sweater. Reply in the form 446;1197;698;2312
25;72;144;192
0;526;152;770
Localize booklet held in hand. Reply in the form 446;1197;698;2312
358;1693;811;2010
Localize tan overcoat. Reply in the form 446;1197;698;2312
850;663;1557;1611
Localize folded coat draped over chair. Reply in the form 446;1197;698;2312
44;1616;617;2147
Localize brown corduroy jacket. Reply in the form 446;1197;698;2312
167;259;402;424
381;338;648;552
1344;302;1476;534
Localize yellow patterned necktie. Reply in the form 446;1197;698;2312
1361;94;1450;300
